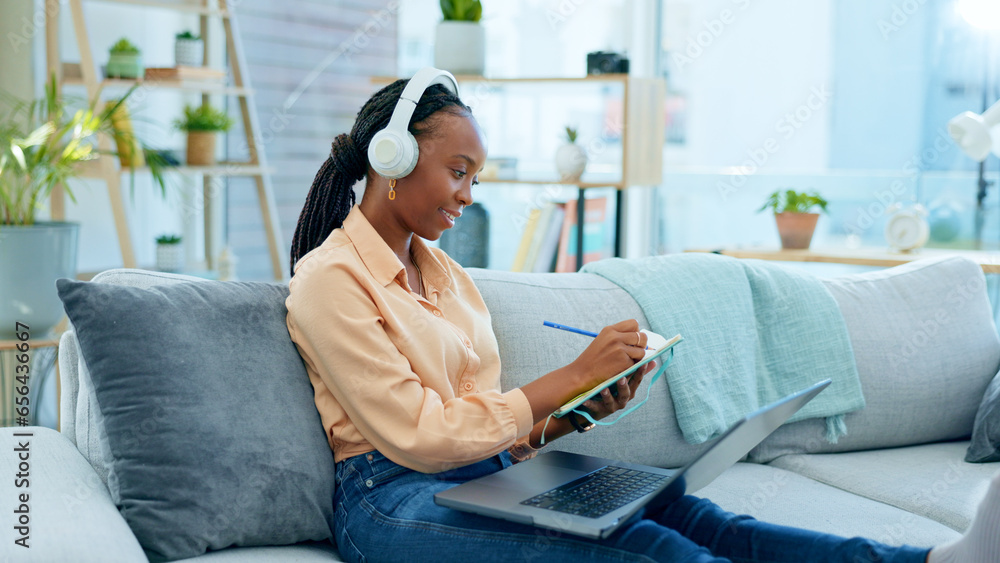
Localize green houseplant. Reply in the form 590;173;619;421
0;76;169;338
106;37;143;79
174;103;234;166
435;0;485;75
155;234;184;272
758;189;829;250
174;30;204;67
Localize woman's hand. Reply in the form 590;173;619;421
568;319;649;390
578;360;656;421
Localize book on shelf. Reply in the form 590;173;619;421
511;208;542;272
511;203;569;273
555;197;611;273
523;203;557;272
532;203;566;273
144;66;227;81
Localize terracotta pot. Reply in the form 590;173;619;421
774;212;819;249
186;131;217;166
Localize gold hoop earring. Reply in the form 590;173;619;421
388;178;396;201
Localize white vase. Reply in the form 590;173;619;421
156;243;184;272
555;143;588;181
434;21;485;76
175;38;204;67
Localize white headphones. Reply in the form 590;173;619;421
367;67;460;180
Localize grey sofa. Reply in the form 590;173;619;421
4;254;1000;562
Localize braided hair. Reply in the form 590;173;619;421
289;79;471;277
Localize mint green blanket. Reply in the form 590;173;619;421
582;253;865;444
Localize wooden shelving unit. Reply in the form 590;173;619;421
372;74;665;269
686;246;1000;274
45;0;286;280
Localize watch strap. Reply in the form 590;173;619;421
568;411;595;433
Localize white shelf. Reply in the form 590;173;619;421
78;160;273;178
62;77;251;96
81;0;230;16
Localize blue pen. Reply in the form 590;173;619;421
542;321;600;338
543;321;652;350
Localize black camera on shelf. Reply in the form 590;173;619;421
586;51;630;75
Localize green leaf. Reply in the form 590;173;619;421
758;188;828;214
9;144;26;171
0;71;176;225
440;0;456;19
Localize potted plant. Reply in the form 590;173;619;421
106;37;143;79
105;98;144;168
757;189;829;249
155;234;184;272
434;0;485;76
174;31;204;67
0;77;169;338
555;126;587;182
174;103;234;166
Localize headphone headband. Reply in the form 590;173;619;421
368;67;461;180
385;68;460;133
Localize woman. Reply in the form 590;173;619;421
285;73;996;563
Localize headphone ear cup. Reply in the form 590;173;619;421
368;129;419;179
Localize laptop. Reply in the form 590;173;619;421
434;379;831;539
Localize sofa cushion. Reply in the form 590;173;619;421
966;369;1000;462
56;278;336;562
467;268;711;468
767;441;999;533
172;541;341;562
0;427;148;563
750;256;1000;462
698;462;960;547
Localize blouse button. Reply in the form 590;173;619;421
433;310;442;317
464;339;471;348
464;382;474;391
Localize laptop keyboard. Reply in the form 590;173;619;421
520;466;669;519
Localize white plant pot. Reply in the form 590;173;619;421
0;222;79;339
156;243;184;272
175;38;204;67
555;143;588;181
434;21;485;76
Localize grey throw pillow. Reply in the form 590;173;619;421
967;369;1000;463
56;278;336;562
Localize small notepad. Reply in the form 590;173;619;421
553;331;683;418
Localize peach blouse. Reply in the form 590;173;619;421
286;205;536;473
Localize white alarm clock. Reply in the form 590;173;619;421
885;203;929;252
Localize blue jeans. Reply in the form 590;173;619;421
333;450;930;563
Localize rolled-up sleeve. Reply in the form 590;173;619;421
287;250;534;474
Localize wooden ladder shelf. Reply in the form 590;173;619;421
45;0;286;280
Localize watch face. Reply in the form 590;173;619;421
885;211;929;250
